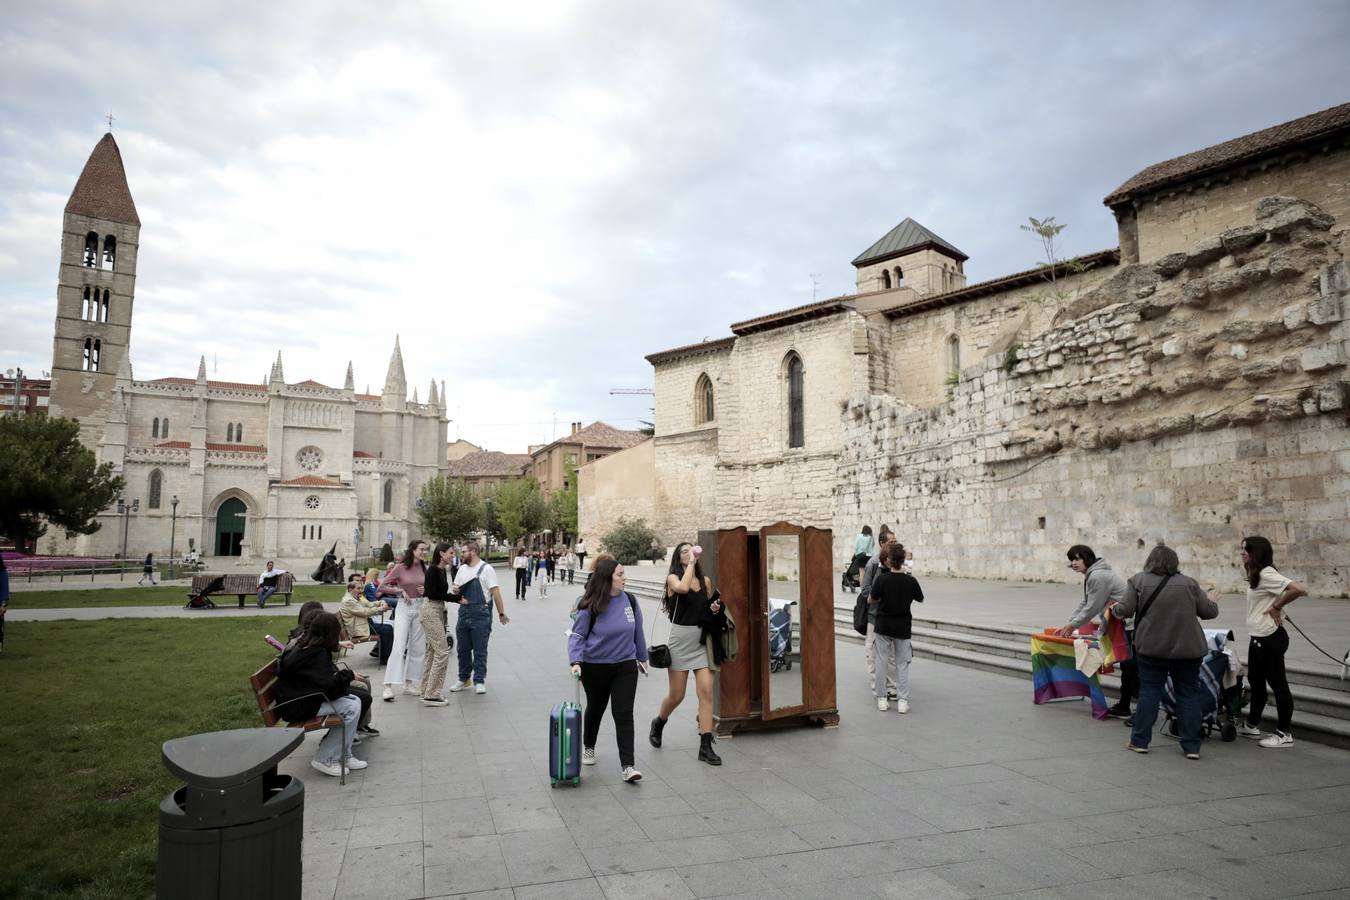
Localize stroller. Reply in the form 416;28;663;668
842;552;869;592
768;597;796;672
1160;629;1245;743
184;575;225;610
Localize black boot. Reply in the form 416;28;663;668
649;716;666;748
698;732;722;766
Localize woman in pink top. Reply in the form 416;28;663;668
379;540;429;701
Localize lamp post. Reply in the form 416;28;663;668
169;495;179;579
116;497;139;579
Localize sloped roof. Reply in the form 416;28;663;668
1105;100;1350;206
280;475;343;487
645;336;736;365
852;217;967;267
353;450;375;458
446;451;532;478
155;441;190;449
148;377;267;392
66;133;140;225
541;422;646;454
207;442;266;453
731;296;852;336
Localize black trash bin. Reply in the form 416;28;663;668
158;727;306;900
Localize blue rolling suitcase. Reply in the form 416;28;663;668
550;677;582;787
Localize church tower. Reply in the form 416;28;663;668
48;133;141;443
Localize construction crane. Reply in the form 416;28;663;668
609;388;654;395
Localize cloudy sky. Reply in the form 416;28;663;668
2;1;1347;451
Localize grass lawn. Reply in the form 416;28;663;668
8;583;347;609
0;615;299;900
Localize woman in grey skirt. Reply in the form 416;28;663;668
649;542;724;765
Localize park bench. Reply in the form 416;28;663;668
193;572;294;608
249;657;350;784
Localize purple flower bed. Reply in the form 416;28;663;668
1;553;125;572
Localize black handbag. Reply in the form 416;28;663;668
648;592;679;669
852;593;869;636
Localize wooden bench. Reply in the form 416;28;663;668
194;572;295;608
249;657;350;784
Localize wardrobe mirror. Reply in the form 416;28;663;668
764;533;803;713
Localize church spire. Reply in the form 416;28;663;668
383;335;406;396
428;379;438;407
344;362;355;392
270;351;284;386
196;355;207;384
65;133;140;226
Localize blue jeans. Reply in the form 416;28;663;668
370;621;394;664
314;695;361;764
456;607;493;683
1132;654;1202;753
257;585;278;606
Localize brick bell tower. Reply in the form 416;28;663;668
48;132;141;444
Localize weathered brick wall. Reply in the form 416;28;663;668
1135;149;1350;262
837;197;1350;595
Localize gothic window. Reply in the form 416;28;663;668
947;334;961;375
785;351;804;449
82;286;93;320
152;417;160;438
296;446;323;471
83;338;101;371
895;266;905;288
162;417;169;436
148;470;162;509
235;423;243;442
880;269;891;290
318;525;323;540
101;289;110;322
84;232;99;267
382;479;393;514
694;373;715;425
226;423;234;442
101;235;117;271
305;495;321;510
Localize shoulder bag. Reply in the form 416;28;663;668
648;591;680;669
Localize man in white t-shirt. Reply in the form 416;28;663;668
447;539;509;694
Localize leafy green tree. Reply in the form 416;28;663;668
482;490;503;544
496;477;547;545
601;516;658;565
417;475;483;542
548;460;579;540
379;542;395;564
0;415;124;553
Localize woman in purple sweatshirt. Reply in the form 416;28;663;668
569;558;649;783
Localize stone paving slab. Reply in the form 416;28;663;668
256;577;1350;900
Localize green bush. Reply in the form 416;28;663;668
602;517;658;565
379;542;395;564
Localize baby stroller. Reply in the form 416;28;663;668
842;552;869;592
184;575;225;610
768;597;796;672
1160;629;1245;743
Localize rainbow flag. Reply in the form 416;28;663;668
1098;609;1132;668
1030;635;1109;719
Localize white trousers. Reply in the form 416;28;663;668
384;598;426;686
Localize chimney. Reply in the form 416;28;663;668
571;422;581;435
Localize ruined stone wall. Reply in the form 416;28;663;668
1135;149;1350;263
888;266;1116;409
836;197;1350;595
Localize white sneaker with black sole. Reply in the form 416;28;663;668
1239;722;1263;739
1259;730;1294;748
582;747;597;766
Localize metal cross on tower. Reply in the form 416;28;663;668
106;112;116;131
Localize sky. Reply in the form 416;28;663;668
2;1;1348;452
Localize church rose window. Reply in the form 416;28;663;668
305;495;321;510
297;446;323;471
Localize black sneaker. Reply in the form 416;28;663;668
1106;706;1131;720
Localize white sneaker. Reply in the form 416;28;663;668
422;697;448;707
621;765;642;782
896;699;910;714
403;683;421;696
1259;730;1294;749
1239;722;1262;739
310;758;343;778
381;685;395;702
448;680;471;692
582;747;597;766
475;682;487;694
876;698;888;711
344;756;369;770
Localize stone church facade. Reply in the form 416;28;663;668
46;134;449;562
642;101;1350;594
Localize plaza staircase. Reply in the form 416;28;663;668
616;568;1350;750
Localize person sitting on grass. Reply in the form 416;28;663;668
275;611;368;777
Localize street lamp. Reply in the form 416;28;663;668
169;495;179;579
116;497;139;578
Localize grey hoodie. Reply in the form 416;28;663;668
1067;558;1127;628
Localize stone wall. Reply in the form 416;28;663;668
578;439;655;548
835;197;1350;595
1134;149;1350;263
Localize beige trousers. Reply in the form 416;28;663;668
419;600;450;699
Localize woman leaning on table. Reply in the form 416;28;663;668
649;541;724;766
1234;535;1307;749
378;539;429;702
1111;543;1218;759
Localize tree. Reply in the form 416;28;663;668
549;459;579;540
416;475;483;542
0;415;124;553
1021;215;1096;305
379;542;395;564
495;477;547;546
482;490;504;544
601;517;658;565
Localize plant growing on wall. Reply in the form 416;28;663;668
1021;216;1097;307
416;475;483;542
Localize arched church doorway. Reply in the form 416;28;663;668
215;497;247;556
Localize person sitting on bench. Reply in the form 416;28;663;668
274;611;367;777
257;561;288;608
339;572;393;665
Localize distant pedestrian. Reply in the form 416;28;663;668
859;530;898;699
1235;536;1307;748
138;553;156;585
547;549;557;582
869;542;924;713
575;538;587;572
853;525;877;560
513;549;529;601
563;549;578;584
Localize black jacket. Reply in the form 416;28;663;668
274;643;354;723
872;570;924;639
425;566;451;602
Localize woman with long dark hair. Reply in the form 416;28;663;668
420;542;454;706
379;539;429;702
649;541;724;765
569;558;648;782
275;612;365;777
1233;536;1306;748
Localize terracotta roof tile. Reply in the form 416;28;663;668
446;451;532;478
206;442;266;453
353;450;375;458
155;440;189;449
148;377;267;392
537;422;646;455
1105;100;1350;206
280;475;343;487
65;134;140;225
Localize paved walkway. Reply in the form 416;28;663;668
264;576;1350;900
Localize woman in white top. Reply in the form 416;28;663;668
1228;535;1306;748
512;550;529;601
